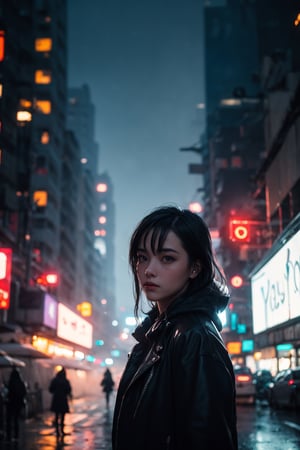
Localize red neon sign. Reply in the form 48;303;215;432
0;31;5;62
0;248;12;310
229;219;250;242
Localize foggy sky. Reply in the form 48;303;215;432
67;0;205;318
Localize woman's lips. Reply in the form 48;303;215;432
143;282;159;290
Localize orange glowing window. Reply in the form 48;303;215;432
33;190;48;207
35;100;51;114
35;37;52;52
0;30;5;62
20;99;32;108
0;84;3;97
40;131;50;144
35;70;52;84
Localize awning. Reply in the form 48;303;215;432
0;350;26;368
0;342;51;359
40;357;93;371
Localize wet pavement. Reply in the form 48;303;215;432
1;395;114;450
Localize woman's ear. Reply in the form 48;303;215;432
190;261;201;279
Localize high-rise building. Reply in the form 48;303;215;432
67;84;99;174
0;2;116;385
201;0;300;369
67;85;116;347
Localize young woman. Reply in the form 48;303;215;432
112;206;238;450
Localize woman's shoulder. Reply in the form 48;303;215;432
169;313;225;351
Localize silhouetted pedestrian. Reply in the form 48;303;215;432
100;368;115;408
49;368;72;438
5;367;27;441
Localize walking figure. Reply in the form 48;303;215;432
100;368;115;408
49;368;72;438
5;367;27;441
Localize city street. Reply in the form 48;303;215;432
237;402;300;450
1;396;300;449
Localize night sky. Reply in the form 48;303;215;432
67;0;205;317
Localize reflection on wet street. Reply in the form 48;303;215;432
1;396;300;449
237;402;300;450
1;396;113;450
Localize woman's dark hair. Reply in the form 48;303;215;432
129;205;227;317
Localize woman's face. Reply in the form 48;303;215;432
136;230;199;313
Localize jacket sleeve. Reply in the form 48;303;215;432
170;328;238;450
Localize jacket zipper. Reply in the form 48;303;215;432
114;350;160;448
133;365;154;418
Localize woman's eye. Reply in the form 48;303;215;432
137;254;147;263
162;255;175;263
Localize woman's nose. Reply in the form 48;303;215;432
145;262;155;276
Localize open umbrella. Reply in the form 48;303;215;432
0;350;26;368
0;343;51;359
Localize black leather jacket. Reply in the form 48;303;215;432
112;285;238;450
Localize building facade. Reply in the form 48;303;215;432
201;0;300;372
0;0;116;394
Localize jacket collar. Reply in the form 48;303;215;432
132;284;229;343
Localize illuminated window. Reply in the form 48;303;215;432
35;37;52;52
0;84;3;97
98;216;107;224
0;30;5;62
33;190;48;207
17;111;32;122
35;100;51;114
96;183;108;193
35;69;52;84
94;238;106;256
20;99;32;108
94;229;106;237
40;131;50;144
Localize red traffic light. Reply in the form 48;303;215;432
229;219;250;242
36;271;59;287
